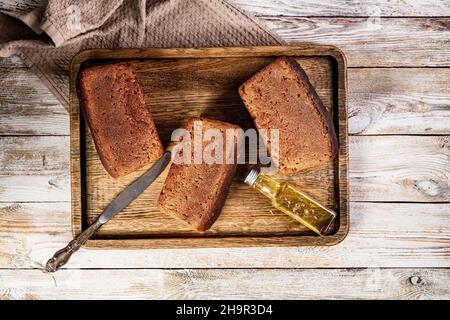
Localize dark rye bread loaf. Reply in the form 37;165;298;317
239;56;338;175
157;118;241;232
78;62;164;178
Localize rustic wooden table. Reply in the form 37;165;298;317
0;0;449;299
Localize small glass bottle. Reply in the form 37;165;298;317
244;169;336;236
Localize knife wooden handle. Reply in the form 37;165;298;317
44;219;103;273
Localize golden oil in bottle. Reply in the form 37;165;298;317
244;169;336;235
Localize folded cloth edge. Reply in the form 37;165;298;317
1;0;284;112
17;50;70;106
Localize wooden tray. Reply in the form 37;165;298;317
70;46;349;249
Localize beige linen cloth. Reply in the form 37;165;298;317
0;0;282;111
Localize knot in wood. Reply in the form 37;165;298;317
409;276;423;286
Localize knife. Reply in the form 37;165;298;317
44;151;172;273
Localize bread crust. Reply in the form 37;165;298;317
78;62;164;178
157;117;241;231
238;56;338;175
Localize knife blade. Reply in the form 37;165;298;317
98;151;171;223
44;151;172;273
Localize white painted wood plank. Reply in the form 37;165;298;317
0;202;448;268
0;55;25;68
0;67;61;106
232;0;450;17
0;66;68;136
1;136;448;202
0;136;69;202
1;66;449;135
349;136;449;202
262;17;450;67
0;104;68;136
0;136;67;174
348;68;450;135
0;0;47;16
0;268;448;299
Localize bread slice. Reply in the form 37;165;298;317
157;118;241;231
238;56;338;175
78;62;164;178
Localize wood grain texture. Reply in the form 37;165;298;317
2;61;448;135
0;136;69;202
1;0;449;300
0;0;46;16
0;55;25;68
0;202;448;268
1;135;448;203
263;17;450;67
0;268;448;299
232;0;450;17
3;0;449;18
350;136;450;202
348;68;450;135
0;65;68;136
69;46;349;248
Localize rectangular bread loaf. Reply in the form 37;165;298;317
78;62;164;178
238;56;338;175
157;118;241;231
